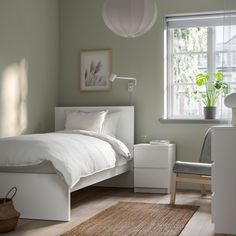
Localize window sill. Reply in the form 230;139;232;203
159;118;229;124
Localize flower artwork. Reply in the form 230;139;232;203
80;49;112;91
85;60;105;86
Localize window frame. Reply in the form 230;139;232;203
164;12;236;120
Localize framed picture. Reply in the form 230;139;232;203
80;49;112;91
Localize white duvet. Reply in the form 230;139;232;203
0;130;131;188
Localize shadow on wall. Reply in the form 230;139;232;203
0;58;28;138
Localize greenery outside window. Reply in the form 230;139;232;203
165;13;236;119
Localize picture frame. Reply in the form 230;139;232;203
80;49;112;91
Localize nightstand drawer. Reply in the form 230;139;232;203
134;168;169;188
134;149;169;168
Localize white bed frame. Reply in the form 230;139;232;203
0;106;134;221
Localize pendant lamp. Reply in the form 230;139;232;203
102;0;158;38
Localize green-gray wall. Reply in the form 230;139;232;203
59;0;226;162
0;0;227;163
0;0;59;137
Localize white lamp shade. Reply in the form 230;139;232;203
224;93;236;108
224;92;236;126
102;0;158;38
108;73;117;82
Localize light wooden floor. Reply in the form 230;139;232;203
1;187;227;236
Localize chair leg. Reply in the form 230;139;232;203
200;176;207;196
170;172;177;204
200;184;207;196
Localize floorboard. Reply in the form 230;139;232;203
1;187;225;236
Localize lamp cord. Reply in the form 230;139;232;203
129;91;132;106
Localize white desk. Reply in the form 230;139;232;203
211;126;236;234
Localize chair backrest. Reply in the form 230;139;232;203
199;128;212;163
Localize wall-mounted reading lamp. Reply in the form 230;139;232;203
108;73;137;92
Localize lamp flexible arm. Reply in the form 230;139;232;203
115;76;137;85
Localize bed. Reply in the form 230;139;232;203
0;106;134;221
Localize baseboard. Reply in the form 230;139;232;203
134;187;169;194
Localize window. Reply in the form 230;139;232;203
165;13;236;119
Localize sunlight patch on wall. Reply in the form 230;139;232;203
0;59;28;137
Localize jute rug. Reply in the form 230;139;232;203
61;202;199;236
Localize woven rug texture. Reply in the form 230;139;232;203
61;202;199;236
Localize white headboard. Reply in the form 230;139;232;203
55;106;134;154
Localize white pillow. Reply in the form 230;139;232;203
101;112;121;137
65;110;108;133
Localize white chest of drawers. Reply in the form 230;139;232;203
211;126;236;234
134;143;176;193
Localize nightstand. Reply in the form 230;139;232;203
134;143;176;193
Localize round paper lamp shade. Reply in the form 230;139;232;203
102;0;158;38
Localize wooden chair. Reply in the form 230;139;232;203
170;129;212;204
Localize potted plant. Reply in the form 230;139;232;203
194;71;229;119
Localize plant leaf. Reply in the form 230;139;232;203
215;81;222;90
196;78;204;86
215;71;223;81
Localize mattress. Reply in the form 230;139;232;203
0;156;128;174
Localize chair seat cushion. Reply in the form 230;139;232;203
173;161;211;176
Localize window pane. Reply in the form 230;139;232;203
173;27;208;53
216;52;236;69
173;53;207;84
215;24;236;119
171;83;233;118
170;27;208;118
171;84;203;117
